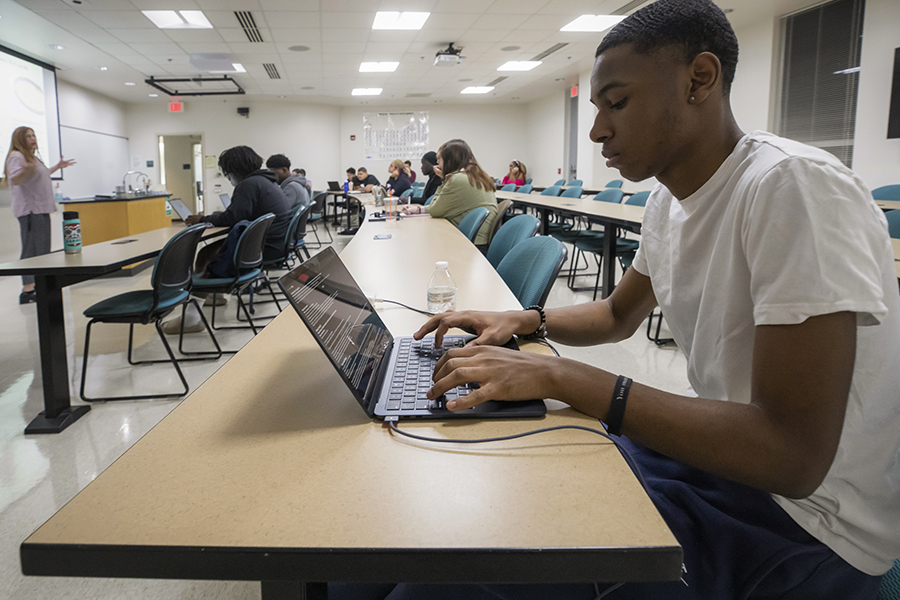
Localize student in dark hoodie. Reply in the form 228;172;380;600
168;146;291;334
266;153;311;210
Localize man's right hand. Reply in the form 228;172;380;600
185;214;204;226
414;309;539;348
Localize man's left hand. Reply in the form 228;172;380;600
185;214;204;225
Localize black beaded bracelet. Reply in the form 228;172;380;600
606;375;632;436
520;305;546;340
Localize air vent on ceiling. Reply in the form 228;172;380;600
235;11;263;42
613;0;651;14
264;63;280;79
486;76;508;87
531;43;568;62
405;93;431;98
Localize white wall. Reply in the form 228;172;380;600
525;91;566;186
125;98;341;212
730;17;777;133
339;103;529;185
852;0;900;189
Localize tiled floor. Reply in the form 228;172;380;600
0;220;687;599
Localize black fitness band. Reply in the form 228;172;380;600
606;375;632;436
520;305;546;340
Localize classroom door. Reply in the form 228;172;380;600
159;134;202;213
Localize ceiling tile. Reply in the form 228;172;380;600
83;11;158;29
259;0;321;9
516;14;573;30
227;42;278;54
321;41;367;54
259;12;322;28
108;28;172;43
94;42;135;55
320;11;374;29
219;29;252;43
487;0;552;13
131;42;187;55
129;0;202;8
165;29;226;43
200;11;242;28
177;43;233;54
363;41;411;55
270;28;323;42
468;14;529;30
320;28;370;41
194;0;263;9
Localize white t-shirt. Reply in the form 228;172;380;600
631;131;900;575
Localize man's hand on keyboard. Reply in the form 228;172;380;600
426;345;559;410
414;309;540;348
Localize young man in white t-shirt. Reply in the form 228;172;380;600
351;0;899;598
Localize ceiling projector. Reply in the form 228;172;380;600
434;43;463;67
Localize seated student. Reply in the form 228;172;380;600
293;167;312;193
167;146;291;334
404;159;417;183
266;154;310;210
385;159;412;199
343;1;900;598
346;167;356;188
354;167;380;192
501;160;526;186
402;140;497;247
416;151;442;205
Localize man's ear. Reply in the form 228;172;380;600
688;51;722;104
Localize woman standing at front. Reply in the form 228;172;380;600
4;127;75;304
402;139;497;248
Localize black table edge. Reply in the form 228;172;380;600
21;542;683;584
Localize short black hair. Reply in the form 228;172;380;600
357;167;368;174
218;146;263;178
346;167;356;175
266;154;291;170
595;0;738;94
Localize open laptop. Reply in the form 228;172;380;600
169;198;193;221
278;247;546;420
327;180;344;192
219;193;231;208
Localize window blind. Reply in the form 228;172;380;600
777;0;865;167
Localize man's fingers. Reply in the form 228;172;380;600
427;365;477;399
446;388;488;411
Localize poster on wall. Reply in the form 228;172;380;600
363;112;429;161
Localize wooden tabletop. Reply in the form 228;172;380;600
893;238;900;279
876;199;900;211
0;225;225;277
496;190;644;229
21;216;680;584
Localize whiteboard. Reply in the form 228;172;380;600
57;126;129;199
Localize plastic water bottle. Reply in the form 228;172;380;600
63;211;82;254
53;183;63;203
427;261;457;313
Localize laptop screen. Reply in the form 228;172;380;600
278;247;393;409
219;193;231;208
168;199;192;221
328;181;342;191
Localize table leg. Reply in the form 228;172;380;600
339;195;358;236
600;223;617;299
261;581;327;600
539;207;550;235
25;275;90;434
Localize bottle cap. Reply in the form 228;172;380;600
63;211;79;220
436;261;448;269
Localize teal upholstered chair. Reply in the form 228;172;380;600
486;199;514;245
191;213;275;342
885;210;900;239
565;189;630;299
457;206;490;242
626;191;651;207
872;185;900;201
500;183;517;192
517;184;533;194
605;180;623;188
560;186;583;198
80;223;220;402
425;195;435;206
412;187;424;200
879;559;900;599
566;179;583;186
400;189;413;200
496;236;567;308
541;185;562;197
251;205;313;315
487;214;540;269
525;178;533;184
553;179;566;186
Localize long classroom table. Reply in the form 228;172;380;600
893;238;900;280
21;216;682;598
0;225;226;434
497;190;644;299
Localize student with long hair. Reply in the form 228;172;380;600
402;139;497;247
502;160;527;186
4;126;75;304
385;159;412;198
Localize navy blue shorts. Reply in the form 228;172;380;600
330;437;882;600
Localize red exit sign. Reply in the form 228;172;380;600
570;86;578;98
169;102;184;112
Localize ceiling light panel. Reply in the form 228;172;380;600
143;10;213;30
372;12;430;30
560;15;624;32
352;88;383;96
461;86;493;94
359;61;399;72
497;61;541;71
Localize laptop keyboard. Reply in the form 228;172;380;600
385;337;474;411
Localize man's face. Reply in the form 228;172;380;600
347;171;355;181
272;166;290;184
421;158;433;176
358;169;367;180
590;44;690;183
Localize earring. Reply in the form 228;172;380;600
689;95;695;103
